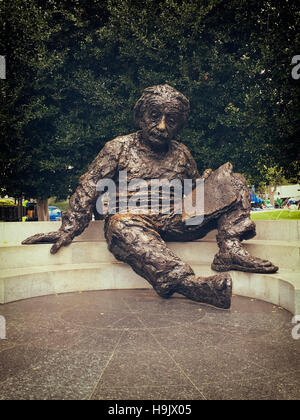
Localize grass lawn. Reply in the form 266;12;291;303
250;210;300;220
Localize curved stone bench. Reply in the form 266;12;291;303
0;220;299;314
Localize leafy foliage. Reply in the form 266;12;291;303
1;0;299;200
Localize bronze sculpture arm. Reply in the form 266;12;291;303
22;138;123;253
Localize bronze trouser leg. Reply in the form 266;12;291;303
212;172;257;269
216;172;256;244
104;214;194;298
211;173;277;273
104;213;232;308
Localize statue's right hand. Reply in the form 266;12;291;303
22;231;73;254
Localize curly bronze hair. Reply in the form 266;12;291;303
133;84;190;128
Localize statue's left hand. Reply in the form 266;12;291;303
202;168;213;179
22;231;73;254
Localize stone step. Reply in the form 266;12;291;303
170;239;300;270
0;262;299;315
0;242;116;269
1;238;299;270
1;219;300;243
0;262;149;303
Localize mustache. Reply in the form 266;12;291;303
150;128;169;139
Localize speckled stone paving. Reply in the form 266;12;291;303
0;289;299;400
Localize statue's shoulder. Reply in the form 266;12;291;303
100;132;136;155
171;140;194;160
110;132;136;145
86;133;137;176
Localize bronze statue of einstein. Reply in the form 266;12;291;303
23;84;278;309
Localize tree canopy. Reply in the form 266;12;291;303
1;0;299;201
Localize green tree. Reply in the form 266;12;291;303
1;0;299;220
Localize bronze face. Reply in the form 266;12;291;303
139;101;186;150
133;84;190;151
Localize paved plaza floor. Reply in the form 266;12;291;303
0;289;299;400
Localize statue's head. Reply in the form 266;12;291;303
133;84;190;150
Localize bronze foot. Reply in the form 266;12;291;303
211;252;278;274
176;273;232;309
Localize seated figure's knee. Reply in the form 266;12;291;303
231;172;251;210
218;215;256;241
105;213;138;239
106;213;127;233
104;214;133;253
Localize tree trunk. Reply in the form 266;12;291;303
17;197;23;221
267;185;277;205
37;198;49;221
